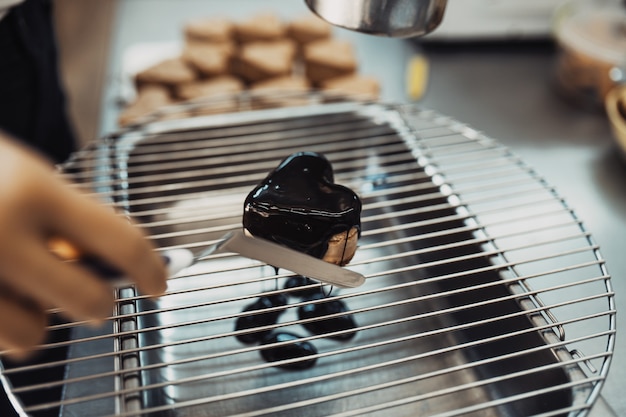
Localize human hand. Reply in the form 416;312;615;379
0;134;167;359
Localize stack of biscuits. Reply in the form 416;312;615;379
119;13;380;126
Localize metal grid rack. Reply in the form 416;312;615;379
0;96;616;417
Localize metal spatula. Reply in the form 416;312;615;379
63;230;365;289
163;230;365;288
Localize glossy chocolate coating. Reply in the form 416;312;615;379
259;331;318;370
235;294;288;344
298;294;357;341
243;152;361;260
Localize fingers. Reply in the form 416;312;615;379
0;135;167;362
1;235;115;323
41;177;167;297
0;291;47;360
0;136;166;360
1;135;166;297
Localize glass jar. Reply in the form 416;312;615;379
553;0;626;107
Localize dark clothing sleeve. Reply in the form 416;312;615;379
0;0;76;164
0;1;75;416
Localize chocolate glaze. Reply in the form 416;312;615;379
243;152;361;260
235;294;288;344
259;331;318;370
298;293;357;341
284;275;323;299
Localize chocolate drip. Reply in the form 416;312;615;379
259;331;318;370
298;293;357;341
235;294;288;343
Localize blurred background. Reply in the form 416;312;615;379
52;0;624;415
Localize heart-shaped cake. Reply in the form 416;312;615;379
243;151;361;265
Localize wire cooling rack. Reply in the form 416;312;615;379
1;95;616;417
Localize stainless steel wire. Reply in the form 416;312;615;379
0;96;615;417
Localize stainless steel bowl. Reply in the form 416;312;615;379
304;0;447;38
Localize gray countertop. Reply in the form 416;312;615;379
100;1;623;415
